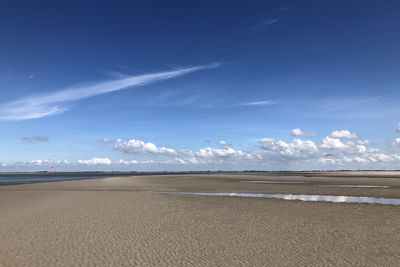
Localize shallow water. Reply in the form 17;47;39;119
164;192;400;206
241;181;307;184
319;185;390;188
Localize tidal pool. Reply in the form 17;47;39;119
319;185;390;188
240;181;307;184
163;192;400;206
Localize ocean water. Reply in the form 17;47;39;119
0;173;114;186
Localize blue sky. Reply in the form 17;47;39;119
1;0;400;171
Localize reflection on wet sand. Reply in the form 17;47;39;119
164;192;400;206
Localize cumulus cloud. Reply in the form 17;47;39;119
219;140;228;146
320;136;348;150
0;157;194;170
260;138;319;161
318;135;400;165
116;159;154;165
76;157;194;166
4;129;400;171
196;146;260;160
0;63;220;121
21;136;49;142
330;130;358;139
104;137;261;165
393;138;400;146
175;140;261;163
30;159;68;166
77;157;112;165
113;139;177;155
259;129;400;167
1;159;68;168
291;128;315;137
99;130;400;169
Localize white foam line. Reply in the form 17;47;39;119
319;185;390;188
163;192;400;206
241;181;306;184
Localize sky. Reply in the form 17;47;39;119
1;0;400;171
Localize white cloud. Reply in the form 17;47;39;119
77;157;112;165
1;159;68;167
187;157;199;164
116;159;156;165
259;129;400;167
219;140;228;146
0;63;220;121
29;159;68;166
356;139;370;145
291;128;315;137
320;136;348;150
260;138;319;160
191;141;261;162
113;139;177;155
196;146;259;160
76;157;192;166
330;130;358;139
110;137;261;164
164;158;188;164
4;129;400;171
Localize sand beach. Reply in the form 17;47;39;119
1;172;399;266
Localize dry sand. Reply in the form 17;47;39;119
1;173;400;266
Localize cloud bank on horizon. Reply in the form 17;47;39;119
0;63;220;121
2;128;400;171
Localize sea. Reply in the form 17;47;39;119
0;173;118;186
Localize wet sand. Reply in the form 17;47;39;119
1;172;400;266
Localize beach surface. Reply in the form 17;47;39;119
1;172;400;266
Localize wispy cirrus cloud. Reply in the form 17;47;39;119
249;18;280;30
279;7;288;13
312;92;395;116
0;63;220;121
239;100;275;106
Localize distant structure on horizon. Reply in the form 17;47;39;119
47;165;54;174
